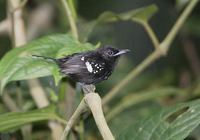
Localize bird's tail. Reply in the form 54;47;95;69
32;55;58;62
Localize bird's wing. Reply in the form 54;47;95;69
58;54;87;74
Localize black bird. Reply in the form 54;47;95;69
33;46;129;85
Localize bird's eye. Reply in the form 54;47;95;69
107;51;114;56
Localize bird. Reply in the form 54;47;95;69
33;45;130;85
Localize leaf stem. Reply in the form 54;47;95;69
60;99;88;140
142;22;160;49
61;0;78;40
68;0;77;20
102;0;199;105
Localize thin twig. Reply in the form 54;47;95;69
2;93;20;111
60;0;78;39
102;0;199;105
142;22;160;50
60;99;88;140
68;0;77;21
161;0;199;52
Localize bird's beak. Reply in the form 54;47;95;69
114;49;130;56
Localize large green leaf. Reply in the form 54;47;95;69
118;99;200;140
79;4;158;41
0;34;97;93
0;105;65;132
98;4;158;24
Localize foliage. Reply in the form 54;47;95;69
0;105;65;132
0;34;97;93
118;99;200;140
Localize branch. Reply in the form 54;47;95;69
161;0;199;53
142;22;160;50
60;0;78;39
61;85;115;140
102;0;199;105
8;0;27;46
12;0;28;12
85;93;115;140
60;99;87;140
2;93;20;111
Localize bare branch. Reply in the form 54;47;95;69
61;85;115;140
85;93;115;140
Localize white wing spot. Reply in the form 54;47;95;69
81;57;85;61
85;62;93;73
191;109;195;113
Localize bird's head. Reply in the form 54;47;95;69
97;45;130;61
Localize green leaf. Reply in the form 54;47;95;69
98;4;158;24
0;105;65;132
0;34;97;93
78;4;158;41
118;99;200;140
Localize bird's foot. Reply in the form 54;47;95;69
81;84;96;94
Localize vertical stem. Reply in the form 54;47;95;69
12;0;28;12
68;0;77;20
9;0;27;47
142;22;160;49
61;0;78;39
60;99;87;140
8;1;30;139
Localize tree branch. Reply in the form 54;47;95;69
85;93;115;140
60;99;88;140
61;85;115;140
142;22;160;50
